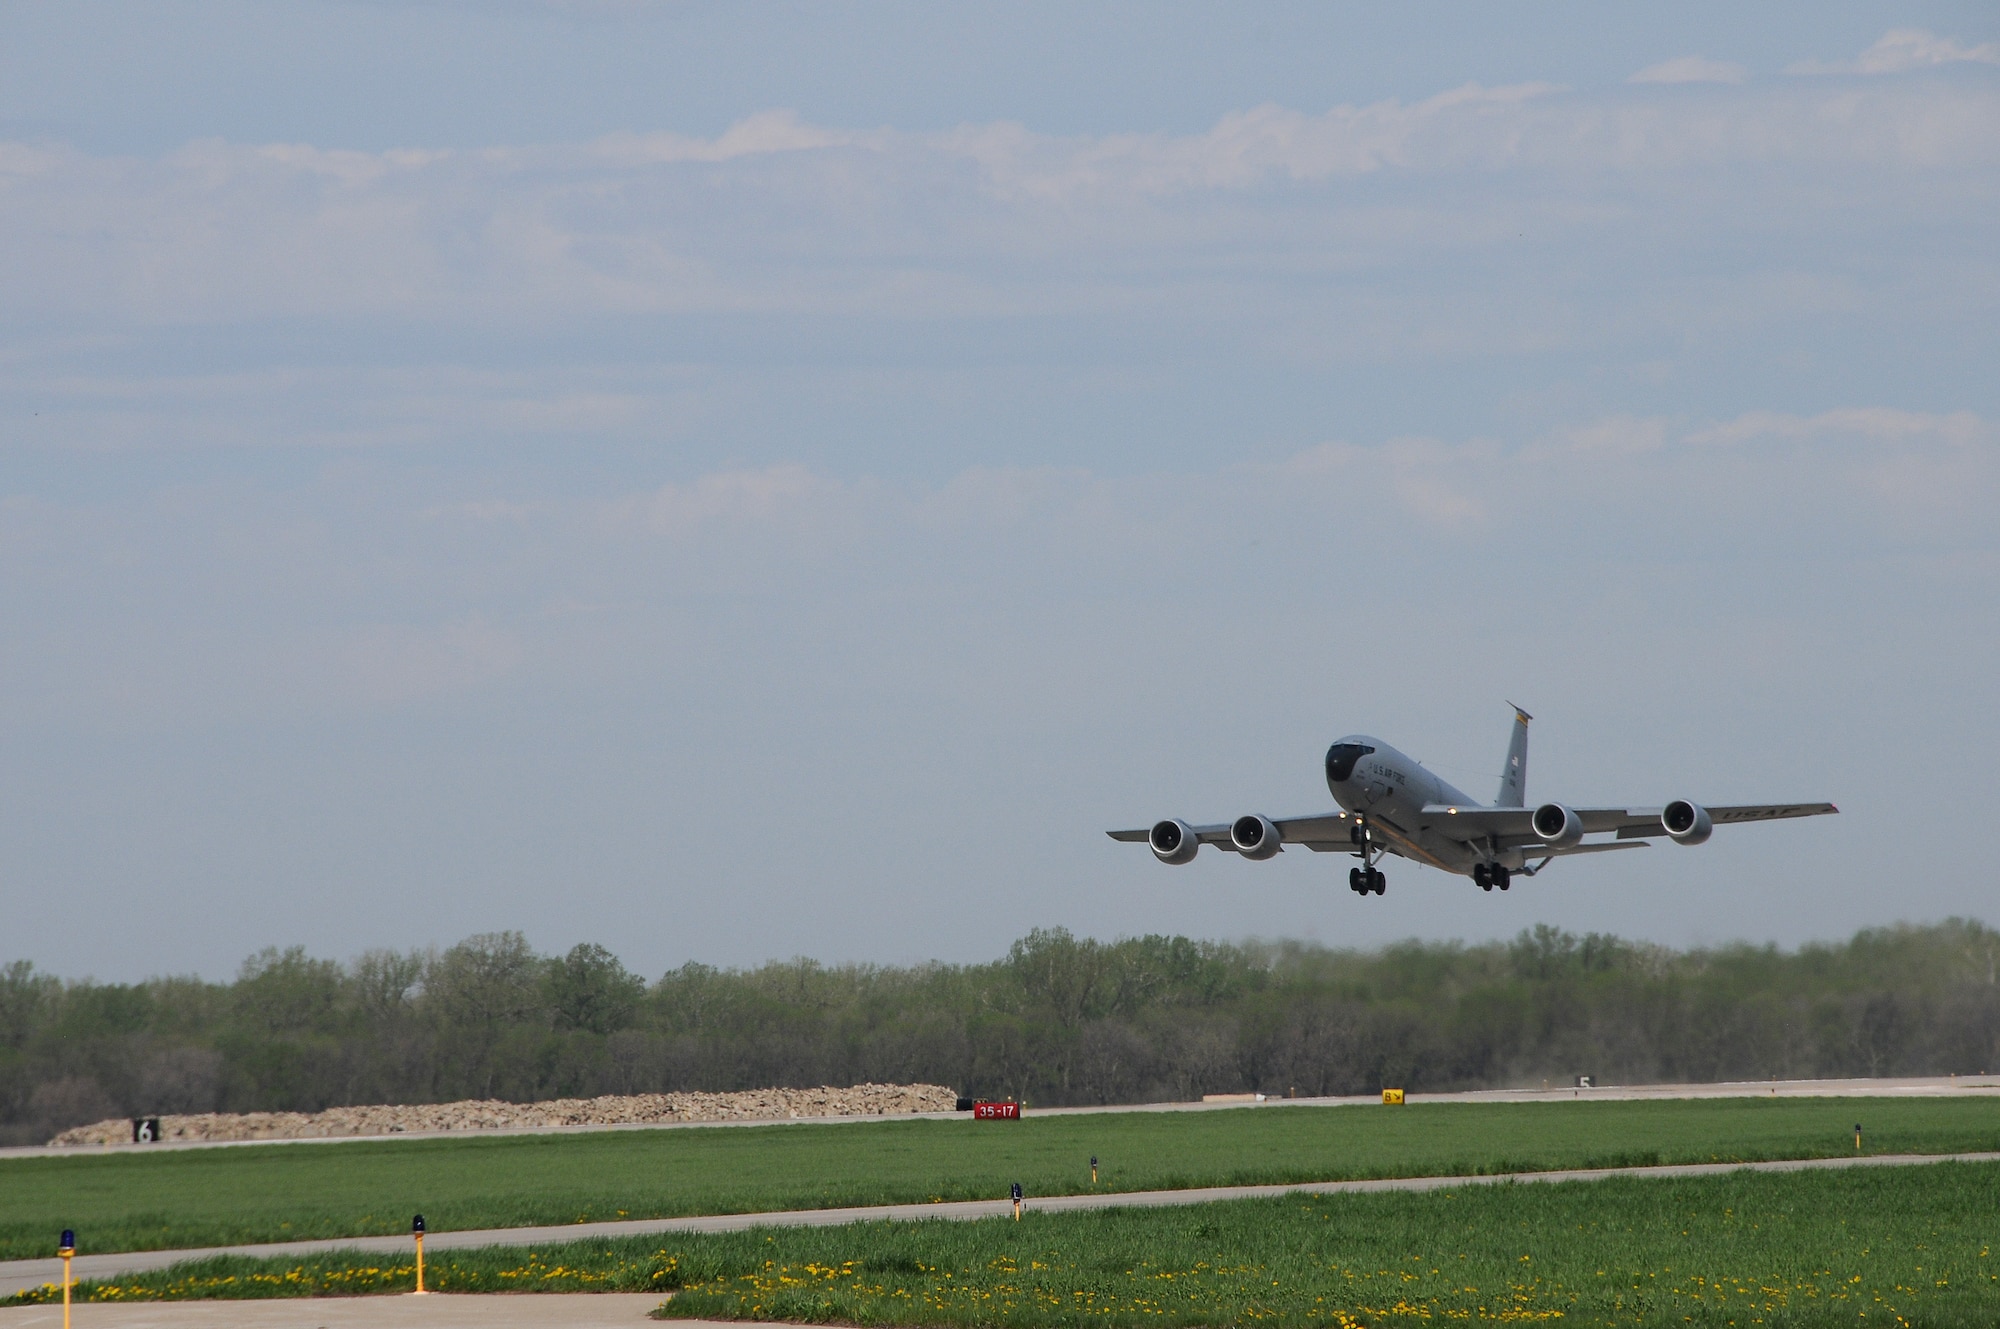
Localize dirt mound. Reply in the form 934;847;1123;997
49;1082;959;1146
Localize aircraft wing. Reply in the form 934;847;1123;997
1614;803;1839;838
1106;811;1362;853
1272;812;1362;850
1105;822;1232;846
1420;802;1836;849
1523;840;1647;858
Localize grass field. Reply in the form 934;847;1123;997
8;1161;1998;1325
4;1097;2000;1263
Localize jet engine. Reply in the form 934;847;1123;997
1531;802;1585;848
1149;819;1201;865
1230;814;1283;860
1662;799;1713;845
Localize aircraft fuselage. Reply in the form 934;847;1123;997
1324;734;1510;873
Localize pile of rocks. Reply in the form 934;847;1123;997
49;1082;960;1146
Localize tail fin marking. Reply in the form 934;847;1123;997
1496;704;1531;807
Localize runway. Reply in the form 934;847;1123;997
5;1148;1997;1294
3;1074;1993;1162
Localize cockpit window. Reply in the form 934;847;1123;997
1325;742;1376;783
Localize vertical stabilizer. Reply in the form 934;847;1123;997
1496;704;1531;807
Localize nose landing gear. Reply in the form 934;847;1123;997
1348;818;1386;895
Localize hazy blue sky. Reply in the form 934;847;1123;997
2;3;1996;981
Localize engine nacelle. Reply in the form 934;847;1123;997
1531;802;1585;848
1230;814;1283;861
1149;819;1201;865
1662;799;1713;845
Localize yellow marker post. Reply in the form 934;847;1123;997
1854;1124;1862;1152
59;1230;74;1329
412;1214;428;1295
1090;1155;1098;1186
1011;1182;1022;1221
1382;1088;1405;1105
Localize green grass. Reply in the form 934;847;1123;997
4;1097;1999;1263
9;1161;1999;1325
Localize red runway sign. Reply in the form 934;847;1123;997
972;1100;1020;1120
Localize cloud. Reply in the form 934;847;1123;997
334;616;522;705
1681;409;1995;519
1684;407;1988;447
2;402;1990;752
607;464;853;540
1526;416;1670;459
1385;440;1490;529
1789;29;2000;76
1629;56;1749;86
424;499;540;522
948;82;1567;200
3;73;1998;334
585;110;860;167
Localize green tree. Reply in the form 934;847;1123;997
0;961;56;1050
547;943;645;1035
232;947;343;1035
426;932;548;1098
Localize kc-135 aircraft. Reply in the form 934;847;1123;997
1109;707;1836;895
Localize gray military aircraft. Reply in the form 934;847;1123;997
1108;707;1836;895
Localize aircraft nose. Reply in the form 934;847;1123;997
1325;740;1375;785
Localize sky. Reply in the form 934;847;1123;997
1;2;1996;982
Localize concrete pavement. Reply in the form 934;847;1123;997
0;1294;677;1328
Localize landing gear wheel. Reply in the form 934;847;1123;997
1350;818;1385;896
1473;863;1491;891
1493;865;1512;892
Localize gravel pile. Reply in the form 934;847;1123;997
49;1082;960;1146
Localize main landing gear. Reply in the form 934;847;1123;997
1473;863;1512;892
1348;818;1386;895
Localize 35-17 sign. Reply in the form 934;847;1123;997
972;1101;1020;1120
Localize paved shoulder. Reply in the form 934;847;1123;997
0;1292;678;1328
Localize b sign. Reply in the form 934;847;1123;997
972;1101;1020;1120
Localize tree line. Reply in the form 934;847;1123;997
4;919;1999;1144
